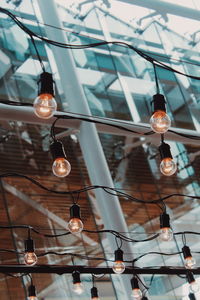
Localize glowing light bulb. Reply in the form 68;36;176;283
132;289;143;300
28;296;38;300
24;252;37;266
73;282;84;295
160;157;177;176
52;157;71;177
150;110;171;133
190;281;199;293
33;93;57;119
185;257;196;269
159;227;173;241
112;260;125;274
68;218;83;234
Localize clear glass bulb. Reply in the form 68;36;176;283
28;297;38;300
185;257;196;269
132;288;142;300
190;281;200;293
150;110;171;133
160;158;177;176
68;218;83;234
159;227;173;241
24;252;37;266
33;93;57;119
112;261;125;274
92;298;100;300
52;157;71;177
73;282;84;295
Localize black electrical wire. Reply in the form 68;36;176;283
1;7;200;81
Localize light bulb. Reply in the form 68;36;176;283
159;227;173;241
92;298;100;300
28;297;38;300
185;257;196;269
24;252;37;266
112;261;125;274
160;157;177;176
68;217;83;234
190;281;199;293
52;157;71;177
33;93;57;119
132;288;142;300
150;110;171;133
73;282;84;295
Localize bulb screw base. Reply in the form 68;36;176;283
182;246;192;259
24;238;34;253
159;142;173;160
187;271;195;284
38;72;54;96
152;94;166;113
160;213;170;229
50;140;66;161
91;287;98;298
28;284;36;297
131;277;139;289
72;271;81;284
70;204;81;219
114;248;123;262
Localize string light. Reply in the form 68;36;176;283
28;284;38;300
24;237;37;266
182;246;196;269
112;248;125;274
187;272;199;293
33;72;57;119
159;213;173;242
131;277;142;300
150;94;171;134
91;287;100;300
68;204;83;234
50;140;71;177
72;271;84;295
159;142;177;176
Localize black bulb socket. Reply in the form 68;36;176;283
38;72;54;96
28;284;36;297
24;238;34;253
72;271;81;284
50;140;66;161
142;297;148;300
160;213;170;229
182;246;192;259
131;277;139;289
91;287;98;298
70;204;81;219
159;142;172;160
152;93;166;113
189;293;196;300
114;248;123;262
187;272;195;284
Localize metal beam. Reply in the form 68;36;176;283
0;104;199;145
0;265;199;275
116;0;200;21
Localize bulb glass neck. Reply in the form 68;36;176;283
152;94;166;113
159;142;173;160
38;72;54;96
50;140;66;161
160;213;170;229
70;204;81;219
24;238;34;253
131;277;139;289
182;246;192;259
91;287;98;298
28;285;36;297
114;248;123;262
72;271;81;284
